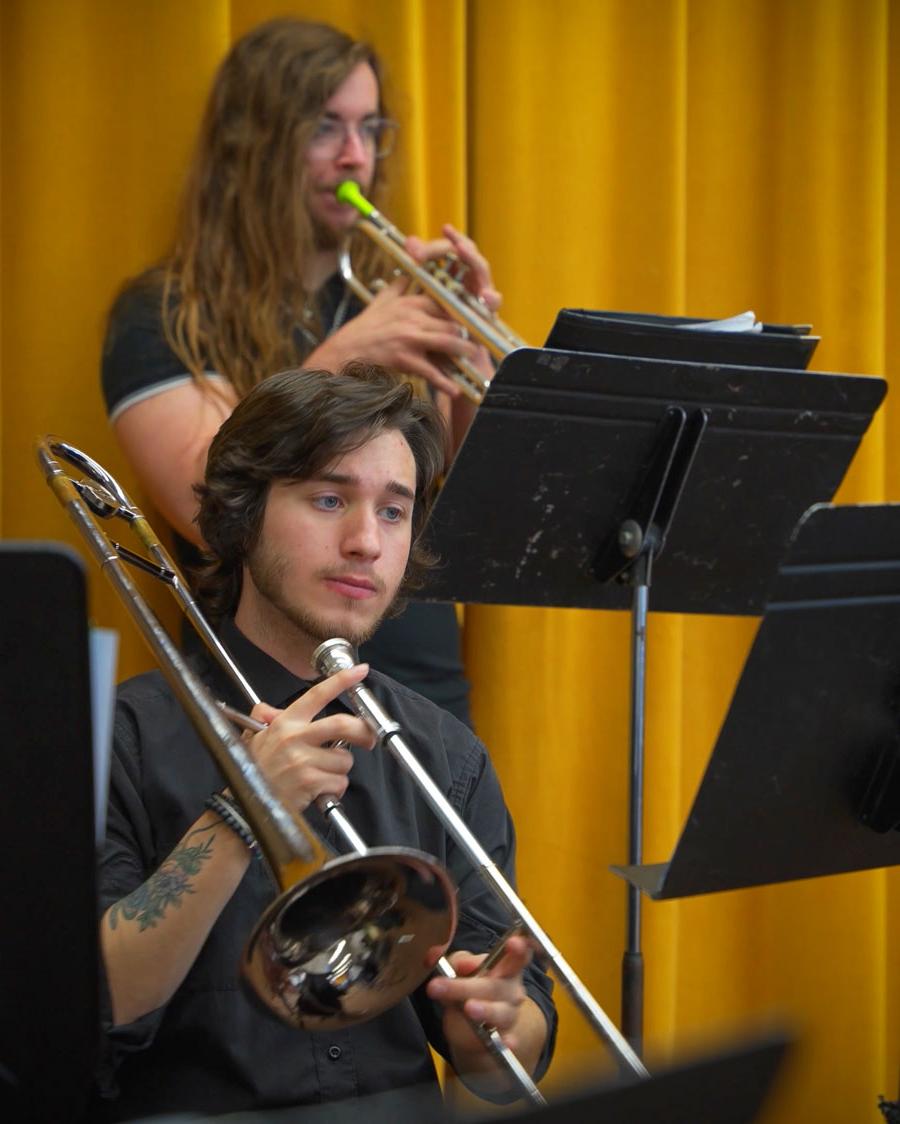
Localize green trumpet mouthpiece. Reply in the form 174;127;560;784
336;180;375;217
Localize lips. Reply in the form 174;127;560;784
323;574;380;601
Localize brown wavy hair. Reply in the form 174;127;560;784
194;363;445;621
162;19;388;397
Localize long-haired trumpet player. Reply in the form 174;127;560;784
102;19;501;729
93;364;555;1119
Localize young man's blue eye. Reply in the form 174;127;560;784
314;495;341;510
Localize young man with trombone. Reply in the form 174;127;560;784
93;364;555;1120
102;18;503;728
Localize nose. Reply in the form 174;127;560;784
341;506;381;559
336;124;368;167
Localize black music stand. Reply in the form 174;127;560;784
614;503;900;898
546;307;819;370
0;544;99;1122
423;348;884;613
421;346;885;1053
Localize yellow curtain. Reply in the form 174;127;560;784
2;1;898;1120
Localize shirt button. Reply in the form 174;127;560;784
327;1045;342;1060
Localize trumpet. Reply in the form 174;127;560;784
336;180;527;403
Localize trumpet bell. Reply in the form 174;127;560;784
242;847;457;1029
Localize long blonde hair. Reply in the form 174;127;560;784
162;20;387;397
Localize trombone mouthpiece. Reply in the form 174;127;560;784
313;638;358;677
335;180;375;217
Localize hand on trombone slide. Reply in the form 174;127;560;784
427;934;549;1094
245;664;376;812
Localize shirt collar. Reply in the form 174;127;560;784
216;617;316;709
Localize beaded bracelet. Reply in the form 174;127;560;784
205;791;259;855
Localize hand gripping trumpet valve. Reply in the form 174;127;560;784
335;180;527;403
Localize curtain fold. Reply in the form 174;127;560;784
2;1;897;1119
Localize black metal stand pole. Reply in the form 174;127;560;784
601;408;707;1057
622;554;651;1053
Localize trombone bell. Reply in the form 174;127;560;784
243;847;456;1029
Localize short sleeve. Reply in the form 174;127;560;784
101;282;226;423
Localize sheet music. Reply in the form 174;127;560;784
684;310;762;332
89;627;118;844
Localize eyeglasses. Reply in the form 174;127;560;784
308;116;398;160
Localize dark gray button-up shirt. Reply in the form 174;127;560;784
94;620;555;1120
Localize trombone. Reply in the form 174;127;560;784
36;437;548;1104
36;437;457;1030
336;181;527;403
37;438;648;1101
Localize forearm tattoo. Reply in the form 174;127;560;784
108;825;216;932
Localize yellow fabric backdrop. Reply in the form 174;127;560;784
2;1;898;1119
